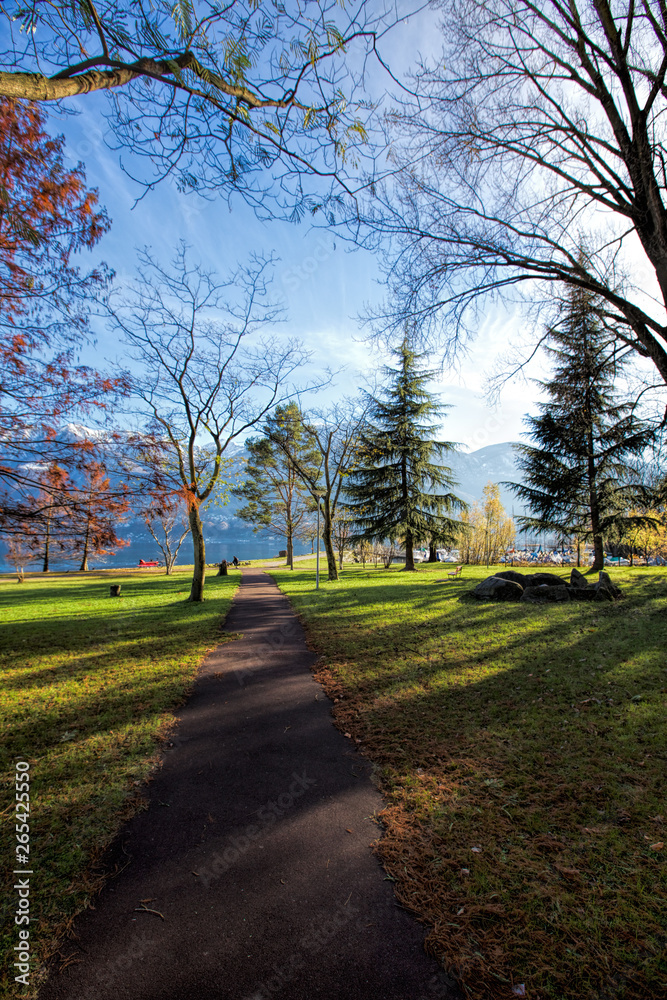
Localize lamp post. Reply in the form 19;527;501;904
314;492;324;590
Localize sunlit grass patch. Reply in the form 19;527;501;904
271;562;667;1000
0;570;236;999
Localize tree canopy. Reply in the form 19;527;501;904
0;96;126;531
234;403;317;569
0;0;407;213
113;243;315;599
351;0;667;389
266;400;365;581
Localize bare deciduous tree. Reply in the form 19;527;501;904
144;501;191;576
266;400;366;581
113;243;315;601
353;0;667;389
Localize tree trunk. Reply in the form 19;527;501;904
43;519;50;572
587;421;604;573
287;532;294;570
165;559;174;575
79;524;90;572
590;533;605;573
404;530;416;571
400;453;416;571
188;504;206;601
321;506;338;581
428;541;438;562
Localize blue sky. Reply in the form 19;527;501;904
49;92;535;453
10;0;666;455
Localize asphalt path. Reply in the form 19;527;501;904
39;569;460;1000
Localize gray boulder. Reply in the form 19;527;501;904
570;567;590;589
520;584;571;604
472;576;524;601
525;572;569;588
597;570;621;599
493;570;528;587
568;586;597;601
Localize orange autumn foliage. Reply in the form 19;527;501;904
0;97;127;527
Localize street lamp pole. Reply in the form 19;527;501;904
316;498;320;590
313;492;326;590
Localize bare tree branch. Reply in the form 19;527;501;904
346;0;667;392
0;0;416;212
111;242;327;598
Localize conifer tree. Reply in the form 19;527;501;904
346;339;465;571
508;287;655;571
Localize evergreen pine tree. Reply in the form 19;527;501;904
346;339;465;571
508;286;655;571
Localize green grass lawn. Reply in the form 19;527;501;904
270;562;667;1000
0;568;238;999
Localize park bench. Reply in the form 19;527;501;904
447;564;463;579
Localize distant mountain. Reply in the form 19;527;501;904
448;441;525;513
1;433;527;571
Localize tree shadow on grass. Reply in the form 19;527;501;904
0;575;239;758
276;566;667;999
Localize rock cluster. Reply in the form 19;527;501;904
471;567;621;603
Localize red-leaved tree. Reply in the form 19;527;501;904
68;460;130;571
25;462;71;571
0;97;127;531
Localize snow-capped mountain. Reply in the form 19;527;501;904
448;441;524;512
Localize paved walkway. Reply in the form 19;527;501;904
39;569;459;1000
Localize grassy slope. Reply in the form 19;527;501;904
0;569;237;998
271;562;667;1000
